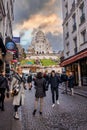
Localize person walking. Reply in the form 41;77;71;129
43;70;49;91
68;72;75;96
10;70;25;120
61;71;68;94
0;71;9;111
49;70;60;107
33;72;46;116
27;72;32;90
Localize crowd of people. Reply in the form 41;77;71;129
0;69;75;120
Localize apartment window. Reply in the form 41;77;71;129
66;42;70;56
81;30;86;44
65;23;69;39
72;0;75;8
79;2;85;25
72;14;76;32
65;2;68;18
73;37;77;54
66;51;69;56
65;32;69;40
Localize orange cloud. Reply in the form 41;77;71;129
15;13;63;35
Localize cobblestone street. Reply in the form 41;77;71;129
21;85;87;130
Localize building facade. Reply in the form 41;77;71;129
28;30;53;54
61;0;87;86
0;0;14;72
0;0;14;41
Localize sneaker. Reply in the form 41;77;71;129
14;113;19;120
39;111;42;115
32;109;37;116
52;104;55;107
56;100;59;105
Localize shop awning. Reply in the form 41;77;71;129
61;49;87;67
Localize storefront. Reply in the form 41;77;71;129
61;49;87;86
80;58;87;86
5;37;18;76
0;37;6;72
65;62;79;85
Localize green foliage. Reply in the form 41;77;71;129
20;59;35;65
40;59;58;66
20;58;60;66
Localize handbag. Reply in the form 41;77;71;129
12;85;21;96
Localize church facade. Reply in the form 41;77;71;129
28;31;53;54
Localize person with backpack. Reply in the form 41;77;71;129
10;70;25;120
0;71;9;111
27;72;32;90
61;71;68;94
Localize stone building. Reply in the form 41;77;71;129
61;0;87;86
0;0;15;72
0;0;14;41
28;30;53;54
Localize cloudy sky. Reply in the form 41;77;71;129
13;0;63;51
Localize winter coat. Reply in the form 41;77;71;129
49;75;60;89
27;75;32;83
11;75;25;106
61;74;68;82
0;75;9;91
68;75;75;88
34;78;46;98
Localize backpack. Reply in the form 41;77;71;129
61;74;68;82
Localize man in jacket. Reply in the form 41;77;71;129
68;72;75;96
0;71;9;111
49;70;60;107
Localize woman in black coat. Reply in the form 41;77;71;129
0;71;9;111
33;72;46;116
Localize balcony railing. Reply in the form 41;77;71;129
80;13;85;24
72;23;77;33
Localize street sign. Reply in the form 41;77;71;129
12;37;20;43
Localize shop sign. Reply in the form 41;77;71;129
5;37;16;52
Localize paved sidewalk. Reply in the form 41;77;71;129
0;96;22;130
60;85;87;98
